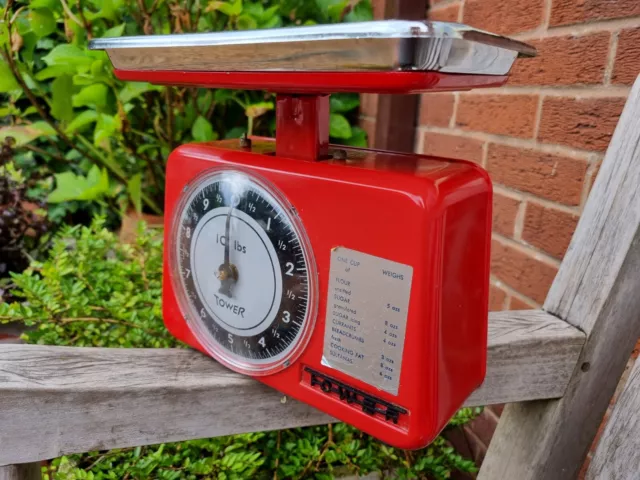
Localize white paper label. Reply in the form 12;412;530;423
322;247;413;395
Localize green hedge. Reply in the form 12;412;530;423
0;219;479;480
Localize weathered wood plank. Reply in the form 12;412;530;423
587;357;640;480
480;74;640;480
0;309;583;466
0;464;41;480
466;310;584;406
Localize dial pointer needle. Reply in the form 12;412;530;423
217;206;238;297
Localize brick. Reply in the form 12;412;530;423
510;296;537;310
489;284;507;311
429;3;460;22
539;97;625;151
550;0;640;27
359;93;378;118
493;192;521;238
419;93;454;128
456;94;538;138
522;202;579;259
360;117;376;148
443;427;473;459
463;0;544;35
633;338;640;360
491;238;559;304
467;408;499;447
488;404;504;416
612;27;640;86
463;425;488;464
487;144;588;206
508;33;610;86
421;132;484;163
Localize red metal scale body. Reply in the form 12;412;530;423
155;86;492;449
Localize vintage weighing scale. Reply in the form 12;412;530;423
90;21;535;450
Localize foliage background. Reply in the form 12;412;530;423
0;0;368;231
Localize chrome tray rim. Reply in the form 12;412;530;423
89;20;536;57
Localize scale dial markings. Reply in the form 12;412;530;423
170;170;317;375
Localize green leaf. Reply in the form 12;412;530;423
192;116;217;142
261;5;280;21
206;0;243;16
29;8;57;38
127;173;143;213
243;3;263;16
65;110;99;134
84;0;120;21
93;113;121;148
0;121;56;146
342;126;367;147
118;82;162;103
73;84;109;109
214;89;234;104
344;0;374;22
329;113;352;139
34;65;70;81
330;93;360;113
20;32;39;63
316;0;349;22
51;74;74;123
42;45;93;70
30;0;60;9
102;23;126;38
236;14;258;30
0;59;19;92
245;101;274;118
0;22;7;48
48;165;110;203
259;14;281;29
224;126;246;139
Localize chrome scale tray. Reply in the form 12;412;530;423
89;21;536;75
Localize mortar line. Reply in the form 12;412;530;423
604;31;620;86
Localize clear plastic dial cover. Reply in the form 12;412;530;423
169;169;317;375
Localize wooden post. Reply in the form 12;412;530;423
0;464;41;480
479;74;640;479
0;310;584;466
587;354;640;479
372;0;428;153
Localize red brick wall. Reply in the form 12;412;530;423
361;0;640;476
422;0;639;310
421;1;640;476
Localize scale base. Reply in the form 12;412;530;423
162;139;491;449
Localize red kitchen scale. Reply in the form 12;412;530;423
90;21;535;450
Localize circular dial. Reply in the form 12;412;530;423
170;169;317;375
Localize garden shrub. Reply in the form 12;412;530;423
0;0;370;227
0;219;479;480
0;142;50;279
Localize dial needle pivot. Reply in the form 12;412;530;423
217;207;238;297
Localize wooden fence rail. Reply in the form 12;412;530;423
0;310;583;466
1;74;639;479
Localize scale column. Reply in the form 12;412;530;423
275;94;330;161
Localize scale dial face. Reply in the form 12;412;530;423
169;169;317;375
